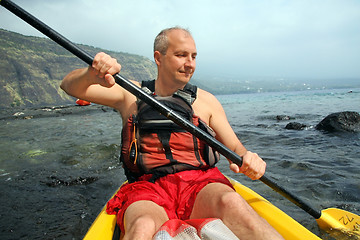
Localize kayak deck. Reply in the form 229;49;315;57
83;177;321;240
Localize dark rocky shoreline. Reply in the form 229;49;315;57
0;104;117;121
2;105;359;133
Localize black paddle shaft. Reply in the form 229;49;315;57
1;0;322;220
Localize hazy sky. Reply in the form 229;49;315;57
1;0;359;80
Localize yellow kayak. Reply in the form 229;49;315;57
83;177;321;240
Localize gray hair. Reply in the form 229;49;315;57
153;27;192;55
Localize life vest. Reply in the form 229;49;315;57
120;80;219;182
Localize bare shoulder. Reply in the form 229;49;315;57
196;88;223;109
193;88;223;124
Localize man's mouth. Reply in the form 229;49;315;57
179;70;193;76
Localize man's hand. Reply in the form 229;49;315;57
90;52;121;88
229;151;266;180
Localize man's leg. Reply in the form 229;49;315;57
190;183;284;240
122;200;169;240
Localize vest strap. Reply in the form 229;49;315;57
141;80;197;105
157;131;175;163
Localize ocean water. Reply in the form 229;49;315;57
0;88;359;239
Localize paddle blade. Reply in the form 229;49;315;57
316;208;360;237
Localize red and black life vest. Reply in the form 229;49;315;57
120;80;219;182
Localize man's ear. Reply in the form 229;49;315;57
154;51;162;66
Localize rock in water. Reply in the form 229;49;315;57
276;115;291;121
285;122;307;130
316;111;360;132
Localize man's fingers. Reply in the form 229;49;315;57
229;151;266;180
92;52;121;79
104;74;116;87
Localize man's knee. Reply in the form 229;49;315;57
132;214;157;229
218;191;247;213
123;201;169;239
124;214;157;240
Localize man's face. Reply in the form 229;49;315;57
157;30;197;86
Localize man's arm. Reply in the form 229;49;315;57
61;52;126;109
202;90;266;180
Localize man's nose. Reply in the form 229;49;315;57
185;56;195;68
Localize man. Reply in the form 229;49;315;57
61;27;283;240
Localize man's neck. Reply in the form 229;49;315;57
154;78;186;97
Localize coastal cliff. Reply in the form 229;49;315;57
0;29;157;108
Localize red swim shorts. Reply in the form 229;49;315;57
106;167;233;232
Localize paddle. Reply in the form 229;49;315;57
2;0;359;236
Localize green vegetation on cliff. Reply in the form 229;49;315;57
0;29;157;108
